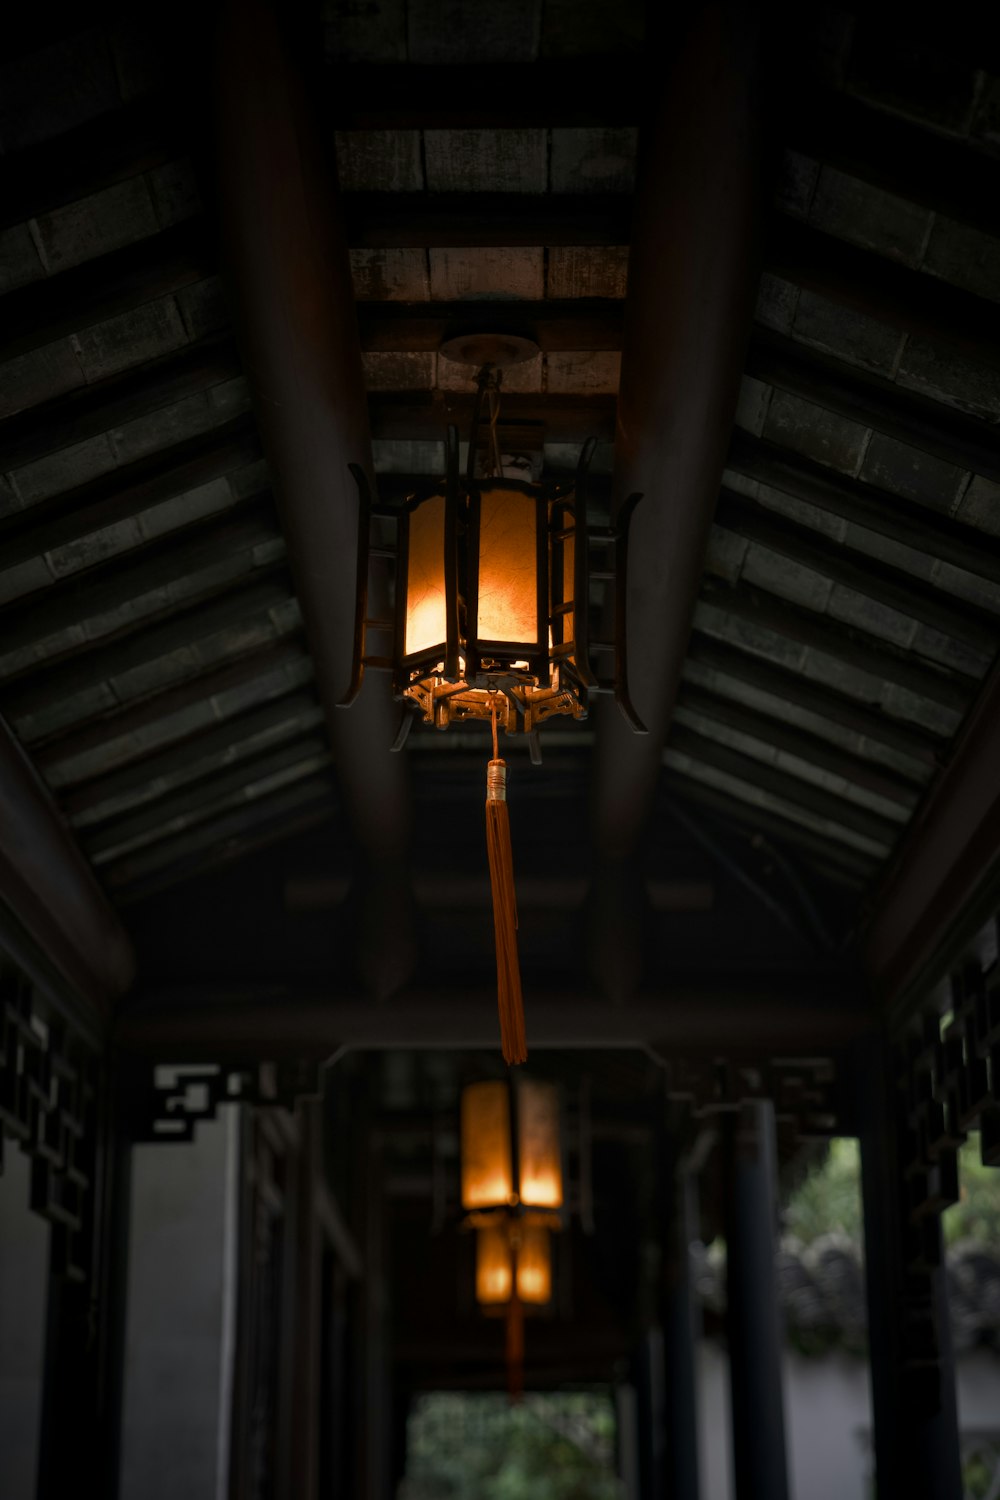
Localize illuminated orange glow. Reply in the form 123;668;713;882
461;1082;514;1210
516;1079;563;1209
476;485;538;644
476;1222;513;1305
404;494;447;657
515;1224;552;1305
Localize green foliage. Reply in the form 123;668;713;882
783;1138;863;1246
783;1135;1000;1250
401;1391;622;1500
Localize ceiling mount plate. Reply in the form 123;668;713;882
438;332;541;368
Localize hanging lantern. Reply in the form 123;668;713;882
342;336;645;1063
460;1073;565;1400
460;1080;514;1211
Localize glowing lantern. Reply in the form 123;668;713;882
514;1223;552;1306
461;1081;514;1211
343;340;645;1065
476;1221;514;1305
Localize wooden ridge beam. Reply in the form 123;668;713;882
675;680;922;809
31;635;309;763
111;977;872;1054
0;568;293;722
0;415;260;574
866;652;1000;1005
684;631;946;766
668;721;902;851
343;190;631;248
728;432;1000;584
0;219;213;362
701;579;978;713
766;215;1000;372
0;494;280;657
367;391;616;443
712;487;1000;654
63;688;324;818
745;328;1000;487
0;335;243;473
326;58;641;128
357;298;625;352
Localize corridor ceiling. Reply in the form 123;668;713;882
1;1;998;1012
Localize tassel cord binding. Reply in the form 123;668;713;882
486;698;527;1065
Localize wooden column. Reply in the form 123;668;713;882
662;1171;701;1500
856;1035;963;1500
723;1100;789;1500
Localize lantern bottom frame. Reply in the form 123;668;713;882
404;674;587;734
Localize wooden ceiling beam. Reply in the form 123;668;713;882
358;299;625;352
0;715;134;1021
0;493;280;657
668;722;901;851
0;568;293;722
111;977;872;1055
30;634;309;762
675;680;923;808
745;328;1000;487
866;652;1000;1006
84;731;332;861
701;579;978;713
0;219;212;362
63;688;323;817
662;770;879;887
214;0;416;1000
588;0;762;999
105;774;338;898
728;432;1000;583
0;415;260;573
684;630;946;766
0;334;243;473
713;487;1000;654
368;391;616;443
767;215;1000;372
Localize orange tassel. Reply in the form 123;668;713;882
506;1296;524;1404
486;760;527;1064
485;701;527;1065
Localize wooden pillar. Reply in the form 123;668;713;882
723;1100;789;1500
662;1171;701;1500
634;1327;666;1500
856;1035;962;1500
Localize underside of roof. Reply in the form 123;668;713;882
1;1;998;1005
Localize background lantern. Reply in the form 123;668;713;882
460;1080;514;1211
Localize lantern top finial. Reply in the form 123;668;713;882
438;331;540;369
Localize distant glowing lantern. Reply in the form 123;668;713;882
514;1222;552;1306
343;337;645;1064
461;1081;514;1211
476;1220;514;1305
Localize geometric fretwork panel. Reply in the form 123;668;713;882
0;963;100;1282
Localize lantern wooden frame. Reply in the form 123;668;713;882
341;408;646;740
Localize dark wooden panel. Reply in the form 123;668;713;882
343;192;632;248
358;300;625;353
